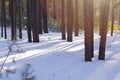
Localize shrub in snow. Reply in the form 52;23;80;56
5;66;16;78
21;63;35;80
0;66;16;78
0;40;16;77
0;40;23;78
48;25;60;32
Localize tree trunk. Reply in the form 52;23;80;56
99;0;110;60
111;6;114;36
119;9;120;25
41;0;48;33
1;0;7;39
27;0;32;42
32;0;39;42
61;0;66;40
1;0;4;37
3;0;7;39
18;0;22;39
74;0;79;36
53;0;56;19
67;0;73;42
10;0;16;40
84;0;94;61
38;0;43;34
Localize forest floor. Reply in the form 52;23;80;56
0;29;120;80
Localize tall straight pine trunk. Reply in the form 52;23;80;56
10;0;16;40
32;0;39;42
18;0;22;39
119;9;120;25
61;0;66;40
1;0;7;39
1;0;4;37
53;0;57;19
38;0;43;34
74;0;79;36
111;6;114;36
84;0;94;61
27;0;32;42
67;0;73;42
41;0;48;33
99;0;110;60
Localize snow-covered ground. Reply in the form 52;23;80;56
0;29;120;80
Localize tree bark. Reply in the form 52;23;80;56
41;0;48;33
32;0;39;42
18;0;22;39
111;6;114;36
74;0;79;36
38;0;43;34
67;0;73;42
119;8;120;25
53;0;56;19
99;0;110;60
84;0;94;61
10;0;16;40
61;0;66;40
1;0;4;37
1;0;7;39
27;0;32;42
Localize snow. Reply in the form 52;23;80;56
0;30;120;80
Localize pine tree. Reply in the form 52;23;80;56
99;0;110;60
38;0;43;34
84;0;94;61
10;0;17;40
18;0;22;39
31;0;39;42
67;0;73;42
74;0;79;36
41;0;48;33
26;0;32;42
61;0;66;40
1;0;7;39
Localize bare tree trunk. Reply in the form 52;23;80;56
10;0;16;40
74;0;79;36
32;0;39;42
99;0;110;60
27;0;32;42
18;0;22;39
41;0;48;33
9;0;11;16
1;0;4;37
67;0;73;42
111;6;114;36
119;8;120;25
84;0;94;61
1;0;7;39
53;0;56;19
99;0;102;35
56;0;61;22
61;0;66;40
14;1;17;40
38;0;43;34
3;0;7;39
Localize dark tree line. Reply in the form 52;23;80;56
26;0;49;42
1;0;49;42
2;0;24;40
